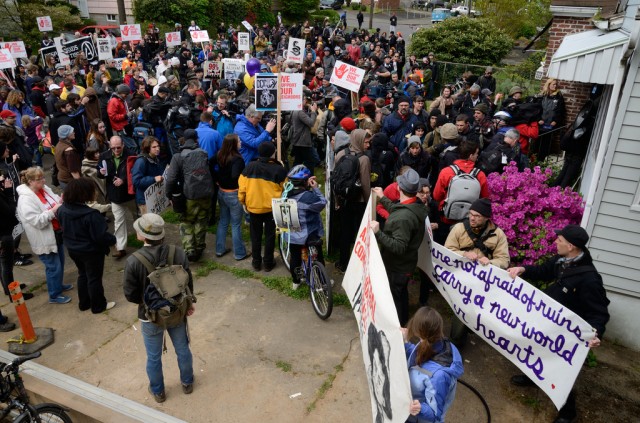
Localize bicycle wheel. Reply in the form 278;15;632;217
33;404;73;423
309;261;333;320
278;231;291;271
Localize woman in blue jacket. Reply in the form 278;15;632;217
132;136;166;215
403;306;464;423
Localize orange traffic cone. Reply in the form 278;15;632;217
8;281;37;343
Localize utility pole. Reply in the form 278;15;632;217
368;0;374;31
117;0;127;24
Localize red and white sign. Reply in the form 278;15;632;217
165;31;181;47
0;42;27;59
120;24;142;42
330;60;366;93
203;60;222;79
37;16;53;32
0;49;15;70
280;73;304;111
190;30;210;43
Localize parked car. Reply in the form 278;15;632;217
432;7;453;24
410;0;428;9
78;25;122;43
350;0;362;5
428;0;446;9
451;5;479;16
320;0;344;10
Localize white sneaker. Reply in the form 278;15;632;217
292;282;300;291
105;301;116;311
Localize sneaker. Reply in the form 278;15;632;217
62;284;74;292
105;301;116;311
236;251;252;261
49;295;71;304
292;282;300;291
148;386;166;403
216;248;231;258
14;258;33;266
182;383;194;394
0;322;15;332
16;252;33;260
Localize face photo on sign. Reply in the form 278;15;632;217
272;199;301;232
367;324;392;423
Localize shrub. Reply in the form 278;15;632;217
475;0;552;40
282;0;319;21
487;163;584;265
310;10;341;24
410;17;513;65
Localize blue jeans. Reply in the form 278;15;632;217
38;241;65;300
216;190;246;259
141;321;194;394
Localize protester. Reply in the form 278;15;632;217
54;125;82;189
132;136;166;215
234;105;277;164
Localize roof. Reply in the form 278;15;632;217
551;0;619;14
547;28;629;84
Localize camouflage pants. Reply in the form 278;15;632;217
179;198;211;254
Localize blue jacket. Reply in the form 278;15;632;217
131;154;166;205
288;187;327;245
234;114;272;164
196;121;223;160
3;103;35;129
212;109;235;139
382;112;418;152
405;340;464;423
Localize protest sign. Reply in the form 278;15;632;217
165;31;181;47
62;36;98;62
222;59;245;84
241;20;253;32
330;60;366;93
271;199;301;232
343;195;412;423
144;181;170;215
254;73;278;111
417;226;596;410
39;45;58;68
1;42;27;59
190;30;209;43
112;58;125;71
97;38;112;60
37;16;53;32
120;24;142;42
203;60;222;79
286;38;305;64
0;50;15;70
53;37;70;66
238;32;250;51
279;73;303;111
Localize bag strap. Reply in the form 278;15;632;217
470;168;481;178
463;219;495;259
167;244;176;266
132;250;157;274
411;365;433;377
450;164;460;175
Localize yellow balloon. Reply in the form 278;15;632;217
244;73;254;90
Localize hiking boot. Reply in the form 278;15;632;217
0;322;15;332
49;295;71;304
182;383;194;394
264;262;275;272
148;386;166;403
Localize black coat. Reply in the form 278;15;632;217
97;147;136;204
57;203;116;255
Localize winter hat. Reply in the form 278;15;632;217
134;213;166;241
470;198;492;218
396;168;420;195
440;123;458;140
397;96;411;106
340;117;357;132
171;57;180;66
429;109;442;118
334;130;350;151
0;110;16;119
57;125;75;140
183;129;198;141
474;103;489;115
407;135;422;148
435;115;448;127
509;86;523;96
116;84;131;94
554;225;589;250
258;141;276;158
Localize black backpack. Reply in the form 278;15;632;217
477;148;503;175
331;148;363;205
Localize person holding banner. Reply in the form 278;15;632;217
131;137;166;216
507;225;609;423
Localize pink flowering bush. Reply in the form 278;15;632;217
487;163;584;265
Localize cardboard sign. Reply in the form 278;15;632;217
0;49;15;70
342;195;412;423
165;31;181;47
144;181;170;215
279;73;303;111
222;58;245;84
330;60;366;93
238;32;250;52
286;38;305;64
190;30;209;43
120;24;142;42
255;73;278;111
37;16;53;32
1;41;27;59
203;60;222;79
241;20;253;32
417;223;596;410
97;38;112;60
61;36;98;62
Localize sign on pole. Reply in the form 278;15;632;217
190;30;210;44
165;32;181;47
222;58;245;84
279;73;304;111
53;36;70;66
286;38;305;64
0;42;27;59
0;49;15;70
144;181;170;215
203;61;222;80
61;36;98;62
238;32;250;52
37;16;53;32
330;60;366;93
120;24;142;42
342;195;412;423
97;38;113;60
241;20;254;33
254;73;278;111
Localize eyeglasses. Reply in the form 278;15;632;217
111;146;123;150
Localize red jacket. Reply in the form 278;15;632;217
376;182;401;220
433;159;490;224
107;95;129;132
515;121;539;155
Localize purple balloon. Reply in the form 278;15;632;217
246;58;261;76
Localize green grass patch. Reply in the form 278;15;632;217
276;360;292;372
520;395;541;411
127;233;143;248
586;350;598;368
161;209;181;224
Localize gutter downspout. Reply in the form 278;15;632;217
582;9;640;230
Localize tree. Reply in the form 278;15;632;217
409;17;513;66
474;0;552;39
281;0;319;21
133;0;213;28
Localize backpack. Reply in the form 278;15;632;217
331;148;363;205
477;148;503;175
132;245;196;328
133;122;153;147
443;165;481;221
126;155;142;196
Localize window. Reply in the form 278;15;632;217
106;14;116;22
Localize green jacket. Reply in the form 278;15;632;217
376;196;428;273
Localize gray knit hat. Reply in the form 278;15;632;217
57;125;74;139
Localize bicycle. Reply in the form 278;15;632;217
0;351;72;423
295;238;333;320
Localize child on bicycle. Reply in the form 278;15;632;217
286;165;327;290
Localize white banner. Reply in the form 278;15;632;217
222;58;245;83
190;30;209;43
1;41;27;59
144;181;170;215
330;60;366;93
280;73;303;111
120;24;142;42
0;49;15;70
238;32;250;52
53;36;70;66
37;16;53;32
286;37;305;64
241;20;253;32
165;31;181;47
417;223;596;410
343;196;412;423
97;38;113;61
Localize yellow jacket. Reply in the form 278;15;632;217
445;220;510;269
238;158;287;214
